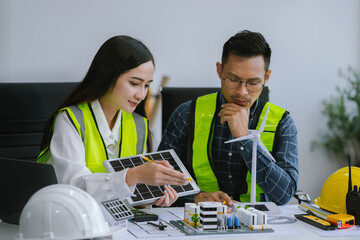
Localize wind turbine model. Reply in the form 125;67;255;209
225;105;281;215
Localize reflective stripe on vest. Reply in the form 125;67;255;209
121;110;148;157
192;93;220;192
192;95;286;201
255;102;286;152
37;103;147;173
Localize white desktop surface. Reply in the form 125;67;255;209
1;205;359;240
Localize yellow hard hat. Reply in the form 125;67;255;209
315;167;360;214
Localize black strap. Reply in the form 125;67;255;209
250;98;267;129
249;99;287;154
207;92;221;173
119;113;123;158
88;103;109;160
272;110;289;153
186;98;197;180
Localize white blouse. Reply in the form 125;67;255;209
47;100;136;203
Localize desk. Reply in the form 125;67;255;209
1;205;359;240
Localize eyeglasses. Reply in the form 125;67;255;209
222;77;264;92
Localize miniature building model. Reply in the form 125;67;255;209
188;205;200;227
235;207;270;229
184;203;196;223
199;202;222;230
217;205;227;230
183;202;272;231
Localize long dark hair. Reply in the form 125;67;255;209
41;35;155;151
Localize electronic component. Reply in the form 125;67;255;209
247;207;267;225
234;216;241;228
250;224;272;230
347;188;360;225
131;208;159;222
346;155;360;225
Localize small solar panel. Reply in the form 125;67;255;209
103;149;200;206
101;198;134;221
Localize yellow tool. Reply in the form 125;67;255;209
299;202;355;229
141;155;156;164
295;214;336;230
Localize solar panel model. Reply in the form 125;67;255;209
103;149;200;206
101;199;134;222
99;198;134;230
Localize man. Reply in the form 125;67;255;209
158;30;298;206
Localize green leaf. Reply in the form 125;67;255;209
315;66;360;165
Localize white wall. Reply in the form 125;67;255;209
1;0;359;203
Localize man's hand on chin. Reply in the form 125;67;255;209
218;103;249;138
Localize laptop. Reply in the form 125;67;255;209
0;158;58;224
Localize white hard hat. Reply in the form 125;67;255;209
16;184;114;240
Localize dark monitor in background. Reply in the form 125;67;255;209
0;82;78;162
0;158;58;225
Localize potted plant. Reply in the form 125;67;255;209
313;66;360;166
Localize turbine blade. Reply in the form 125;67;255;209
259;104;270;133
225;135;253;144
258;140;276;162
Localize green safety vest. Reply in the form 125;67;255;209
190;92;286;201
37;102;148;173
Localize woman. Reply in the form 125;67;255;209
38;36;186;206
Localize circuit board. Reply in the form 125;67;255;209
170;220;274;235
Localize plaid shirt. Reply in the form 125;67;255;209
158;92;298;205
